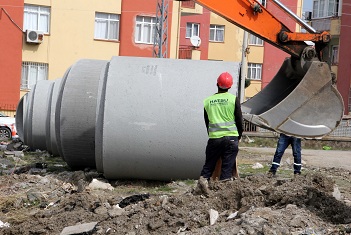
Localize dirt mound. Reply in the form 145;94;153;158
1;170;350;235
1;143;351;234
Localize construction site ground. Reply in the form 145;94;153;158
0;137;351;234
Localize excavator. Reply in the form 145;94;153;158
177;0;344;139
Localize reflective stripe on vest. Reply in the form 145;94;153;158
204;93;239;139
208;121;238;132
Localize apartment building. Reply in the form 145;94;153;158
0;0;23;115
4;0;332;117
307;0;351;114
21;0;122;98
177;1;265;100
262;0;301;88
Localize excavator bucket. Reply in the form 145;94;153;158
242;58;344;138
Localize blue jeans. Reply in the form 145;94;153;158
200;136;239;180
270;134;301;174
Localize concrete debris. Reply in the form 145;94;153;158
289;215;305;227
333;185;342;200
105;227;116;234
0;144;7;151
60;222;98;235
1;139;351;234
87;178;114;191
62;182;77;193
193;176;210;197
251;162;264;169
209;209;219;225
0;220;10;228
244;135;255;143
226;211;238;220
108;205;125;217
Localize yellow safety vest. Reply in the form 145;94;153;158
204;92;238;138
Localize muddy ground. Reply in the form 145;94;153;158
0;141;351;235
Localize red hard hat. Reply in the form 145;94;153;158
217;72;233;89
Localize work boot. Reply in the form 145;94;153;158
220;177;234;182
267;170;276;178
293;172;301;179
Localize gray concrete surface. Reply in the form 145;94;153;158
100;56;241;180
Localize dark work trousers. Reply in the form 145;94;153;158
200;136;239;181
270;134;302;174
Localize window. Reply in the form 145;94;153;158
95;13;120;40
313;0;339;18
135;16;157;44
24;4;50;33
209;25;224;42
331;45;339;65
257;0;267;7
186;23;199;38
247;63;262;80
248;34;263;45
21;62;48;90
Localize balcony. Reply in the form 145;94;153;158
180;0;203;15
181;1;195;9
311;17;340;35
179;47;192;59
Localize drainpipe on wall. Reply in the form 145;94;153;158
240;31;248;103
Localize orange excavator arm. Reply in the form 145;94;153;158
178;0;330;62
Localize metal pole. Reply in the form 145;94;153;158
240;31;248;103
270;0;317;33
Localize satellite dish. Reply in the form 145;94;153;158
190;36;201;47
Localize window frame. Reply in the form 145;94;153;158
209;24;225;42
313;0;339;18
186;22;200;38
23;4;51;33
257;0;267;7
248;34;263;46
331;45;339;65
94;12;120;41
135;15;157;44
21;62;48;90
247;63;262;80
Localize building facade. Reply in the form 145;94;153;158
0;0;23;115
308;0;351;114
3;0;348;118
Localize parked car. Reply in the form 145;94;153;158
0;112;17;140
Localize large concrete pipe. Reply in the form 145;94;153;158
55;60;108;169
23;86;35;146
96;56;240;180
48;78;62;156
15;94;27;141
24;80;54;150
17;56;240;181
16;80;53;150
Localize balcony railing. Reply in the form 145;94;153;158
179;47;192;59
181;1;195;9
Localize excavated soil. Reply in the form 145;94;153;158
0;146;351;234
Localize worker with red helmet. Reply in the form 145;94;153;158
195;72;243;196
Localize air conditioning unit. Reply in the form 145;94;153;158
26;30;44;44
